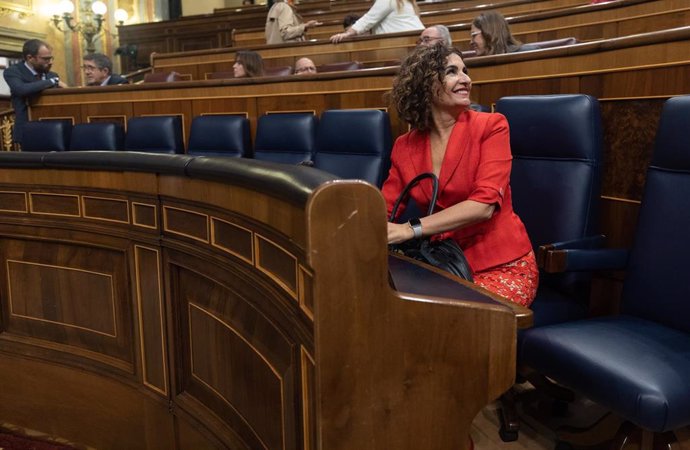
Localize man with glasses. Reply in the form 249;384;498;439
4;39;67;148
417;25;452;47
82;53;128;86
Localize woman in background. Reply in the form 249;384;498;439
330;0;423;43
383;45;538;306
233;51;265;78
470;11;523;56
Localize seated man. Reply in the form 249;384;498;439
418;25;452;47
294;57;317;75
82;53;129;86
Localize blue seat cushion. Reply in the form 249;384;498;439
520;315;690;432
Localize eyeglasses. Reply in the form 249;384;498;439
33;55;54;62
81;65;102;72
417;36;442;45
294;66;317;74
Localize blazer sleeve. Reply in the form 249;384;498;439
467;113;513;208
351;0;394;34
4;66;55;98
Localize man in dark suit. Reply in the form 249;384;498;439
3;39;65;148
82;53;129;86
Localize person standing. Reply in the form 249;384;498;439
82;53;129;86
265;0;322;45
4;39;67;148
330;0;423;43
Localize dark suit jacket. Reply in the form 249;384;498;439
3;62;59;145
106;74;129;85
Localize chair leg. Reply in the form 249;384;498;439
498;389;520;442
671;426;690;450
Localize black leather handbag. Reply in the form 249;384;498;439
389;172;474;281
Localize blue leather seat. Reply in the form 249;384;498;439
21;120;72;152
70;123;125;151
521;95;690;441
494;94;604;441
125;116;185;154
499;95;603;329
313;109;392;187
187;115;251;157
254;113;317;164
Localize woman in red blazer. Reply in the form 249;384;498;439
382;44;537;306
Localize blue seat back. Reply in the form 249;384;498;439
70;123;125;151
188;115;251;157
497;95;603;326
254;113;317;164
21;120;72;152
622;95;690;334
125;116;185;154
313;109;392;187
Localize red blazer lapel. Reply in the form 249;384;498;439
405;131;436;206
437;111;473;194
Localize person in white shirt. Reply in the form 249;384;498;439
330;0;423;43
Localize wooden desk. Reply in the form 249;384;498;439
151;0;684;79
0;152;527;449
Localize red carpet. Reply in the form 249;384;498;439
0;431;74;450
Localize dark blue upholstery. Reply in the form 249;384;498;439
254;113;317;164
520;95;690;433
21;120;72;152
70;123;125;151
125;116;185;154
313;109;392;187
187;115;251;157
497;94;603;328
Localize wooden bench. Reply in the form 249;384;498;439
151;0;684;79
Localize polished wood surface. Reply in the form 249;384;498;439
0;154;526;449
150;0;686;78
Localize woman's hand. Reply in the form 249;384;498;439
330;28;355;43
387;222;415;244
305;20;322;29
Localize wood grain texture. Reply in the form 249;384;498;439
0;160;524;449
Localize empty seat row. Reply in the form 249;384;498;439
21;110;392;187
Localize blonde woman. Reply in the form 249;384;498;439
330;0;423;43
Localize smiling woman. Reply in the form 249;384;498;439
382;44;538;307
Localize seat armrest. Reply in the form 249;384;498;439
536;234;606;267
543;248;630;273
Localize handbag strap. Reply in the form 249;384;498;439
389;172;439;222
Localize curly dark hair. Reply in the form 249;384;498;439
390;45;466;131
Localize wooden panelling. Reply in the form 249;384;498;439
134;245;168;396
0;157;524;449
8;260;116;337
82;196;130;223
0;237;134;373
0;191;27;213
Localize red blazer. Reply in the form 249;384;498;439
382;110;533;273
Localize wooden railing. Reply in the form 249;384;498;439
0;152;526;449
150;0;685;79
116;0;585;71
28;25;690;261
